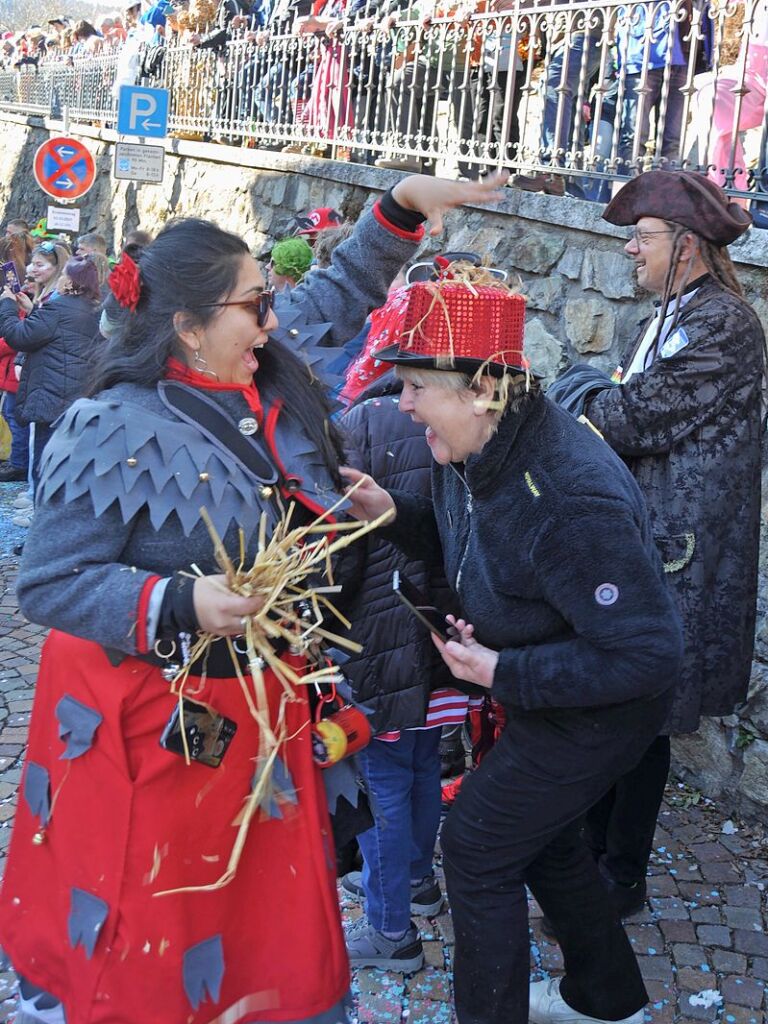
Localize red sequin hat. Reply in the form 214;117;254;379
375;278;528;378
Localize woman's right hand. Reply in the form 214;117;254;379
340;467;396;522
193;574;265;636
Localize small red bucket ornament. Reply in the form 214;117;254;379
312;682;371;768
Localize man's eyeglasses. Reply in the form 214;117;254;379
197;288;275;327
630;228;676;245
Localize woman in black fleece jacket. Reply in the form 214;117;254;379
342;274;683;1024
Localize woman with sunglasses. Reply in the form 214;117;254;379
0;174;505;1024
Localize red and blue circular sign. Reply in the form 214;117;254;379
33;136;96;201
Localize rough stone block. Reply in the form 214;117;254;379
522;276;566;314
581;247;636;299
740;740;768;807
523;317;562;384
564;297;616;354
406;968;451;1002
672;943;710;968
660;920;697;943
723;906;763;931
733;929;768;956
637;954;674;982
556;247;583;280
712;949;748;974
650;897;690;920
696;924;731;946
719;976;765;1009
508;233;566;274
408;998;455;1023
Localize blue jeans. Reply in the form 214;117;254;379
357;729;442;933
540;35;602;166
618;65;687;174
2;391;30;471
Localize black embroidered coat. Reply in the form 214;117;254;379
586;276;766;733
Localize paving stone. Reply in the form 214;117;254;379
733;929;768;956
677;882;722;905
677;992;720;1021
751;957;768;981
723;906;763;931
696;924;731;946
691;907;722;924
637;954;674;982
355;992;402;1023
659;920;697;943
699;861;742;883
719;1005;763;1024
406;968;451;1003
625;923;663;953
724;884;762;908
677;967;718;992
672;943;710;968
650;897;689;920
355;969;405;996
712;949;748;974
719;976;765;1009
408;998;455;1023
422;941;444;970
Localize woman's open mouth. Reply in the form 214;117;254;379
242;344;264;373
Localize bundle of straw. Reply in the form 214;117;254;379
154;483;391;897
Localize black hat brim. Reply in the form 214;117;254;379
375;343;530;379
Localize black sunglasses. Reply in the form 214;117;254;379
197;288;275;328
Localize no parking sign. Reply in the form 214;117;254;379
33;136;96;201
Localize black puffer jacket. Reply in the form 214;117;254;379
0;293;101;425
342;379;455;734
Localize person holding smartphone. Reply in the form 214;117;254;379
342;267;683;1024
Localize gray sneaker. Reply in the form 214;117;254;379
341;871;444;917
344;915;424;973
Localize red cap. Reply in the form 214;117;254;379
295;207;344;235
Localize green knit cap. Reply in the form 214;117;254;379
271;237;314;282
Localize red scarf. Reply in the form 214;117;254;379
164;357;263;423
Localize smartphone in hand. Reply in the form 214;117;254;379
392;570;449;643
1;262;21;294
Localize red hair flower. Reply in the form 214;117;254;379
109;252;142;311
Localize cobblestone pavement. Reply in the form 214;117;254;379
0;480;766;1023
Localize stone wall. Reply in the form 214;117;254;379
3;112;768;817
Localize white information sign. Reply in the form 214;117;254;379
46;205;81;232
114;142;165;183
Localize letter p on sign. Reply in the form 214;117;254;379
117;85;169;139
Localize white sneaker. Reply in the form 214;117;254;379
12;493;33;509
529;978;644;1024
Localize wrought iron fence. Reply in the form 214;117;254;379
1;0;767;207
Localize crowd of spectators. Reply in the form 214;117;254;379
1;0;767;205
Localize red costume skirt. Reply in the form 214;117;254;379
0;631;349;1024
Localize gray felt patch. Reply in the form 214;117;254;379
55;694;103;759
68;888;108;958
183;935;225;1011
23;762;51;827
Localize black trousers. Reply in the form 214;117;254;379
441;691;671;1024
585;734;672;885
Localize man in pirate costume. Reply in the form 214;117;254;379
550;171;766;923
343;267;684;1024
0;174;505;1024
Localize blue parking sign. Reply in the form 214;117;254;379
117;85;169;138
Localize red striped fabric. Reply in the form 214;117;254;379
376;688;483;743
